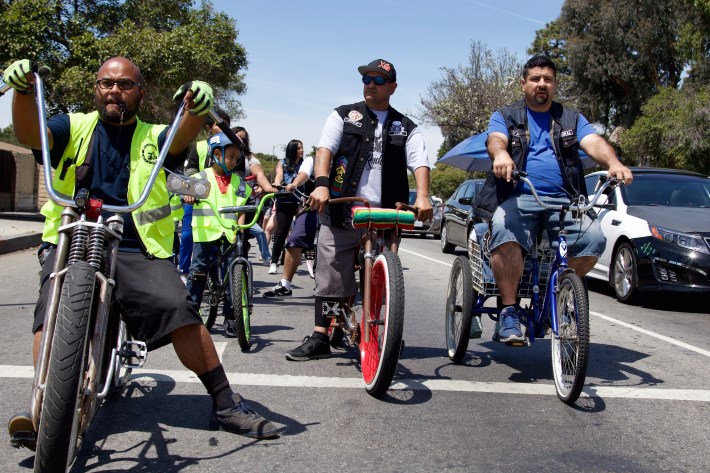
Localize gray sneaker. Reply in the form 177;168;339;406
498;306;524;342
285;334;332;361
209;394;279;439
263;283;292;298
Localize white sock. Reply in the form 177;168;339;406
281;279;292;290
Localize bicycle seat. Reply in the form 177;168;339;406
351;206;416;230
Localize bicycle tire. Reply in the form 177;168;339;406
231;267;251;351
35;261;96;473
200;273;219;329
551;272;590;404
361;251;405;397
446;255;475;362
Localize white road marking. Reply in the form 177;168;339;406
591;311;710;358
1;365;708;402
213;341;228;362
399;248;453;267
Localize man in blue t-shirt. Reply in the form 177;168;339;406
481;55;633;343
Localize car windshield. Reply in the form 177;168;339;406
622;174;710;208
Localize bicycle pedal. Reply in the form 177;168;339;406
469;315;483;339
119;340;148;369
504;339;530;347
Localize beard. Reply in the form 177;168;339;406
534;90;549;105
95;96;139;124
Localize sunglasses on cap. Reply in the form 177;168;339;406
361;76;390;86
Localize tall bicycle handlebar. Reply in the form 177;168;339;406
511;170;621;213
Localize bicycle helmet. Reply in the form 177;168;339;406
208;132;237;176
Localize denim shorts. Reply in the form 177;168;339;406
488;193;605;257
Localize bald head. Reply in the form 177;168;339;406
94;56;145;124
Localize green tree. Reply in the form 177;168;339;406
528;19;574;104
0;124;21;146
559;0;708;129
620;85;710;174
0;0;247;124
417;40;521;155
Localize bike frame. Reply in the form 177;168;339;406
471;173;618;344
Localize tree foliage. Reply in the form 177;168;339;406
0;0;248;124
559;0;708;130
417;41;521;156
620;85;710;174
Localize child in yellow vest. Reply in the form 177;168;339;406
184;132;251;337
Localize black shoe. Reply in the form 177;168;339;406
263;283;292;298
8;412;36;451
209;394;279;439
224;318;238;338
285;333;332;361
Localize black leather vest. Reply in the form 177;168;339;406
475;99;588;218
327;101;414;227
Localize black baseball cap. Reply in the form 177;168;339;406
358;59;397;82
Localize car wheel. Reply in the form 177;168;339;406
440;222;455;254
612;242;639;304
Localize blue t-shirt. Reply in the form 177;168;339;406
33;114;174;251
487;108;595;196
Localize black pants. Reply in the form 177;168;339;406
34;249;201;351
270;201;299;265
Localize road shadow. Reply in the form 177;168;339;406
63;374;309;472
586;278;709;314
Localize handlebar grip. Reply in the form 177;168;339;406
208;110;243;151
511;170;527;180
37;65;51;78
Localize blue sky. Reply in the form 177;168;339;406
0;0;565;161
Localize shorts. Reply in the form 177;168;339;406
286;210;318;249
488;193;605;258
314;222;398;298
33;250;201;351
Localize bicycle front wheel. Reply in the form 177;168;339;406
200;273;219;329
446;256;474;362
35;262;96;473
231;266;251;351
551;272;590;404
361;251;405;397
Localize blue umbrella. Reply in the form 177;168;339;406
437;132;598;171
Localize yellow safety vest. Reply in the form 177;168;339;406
194;140;209;175
40;111;174;258
170;193;184;222
191;168;251;243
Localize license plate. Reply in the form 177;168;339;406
414;221;423;228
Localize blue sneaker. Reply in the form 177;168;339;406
498;306;524;342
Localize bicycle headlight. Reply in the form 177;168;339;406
649;225;710;255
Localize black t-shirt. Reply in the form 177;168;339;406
33;114;180;251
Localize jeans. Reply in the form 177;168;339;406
249;222;271;260
186;239;234;317
178;204;194;275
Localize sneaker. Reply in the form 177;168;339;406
498;306;524;342
224;318;238;338
209;394;279;439
8;412;36;451
268;263;278;274
263;283;292;298
285;334;332;361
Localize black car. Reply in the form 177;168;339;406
584;167;710;303
440;179;485;253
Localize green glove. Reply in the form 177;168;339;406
172;80;213;116
3;59;33;93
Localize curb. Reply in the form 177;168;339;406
0;232;43;255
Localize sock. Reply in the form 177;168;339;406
198;365;234;410
281;279;292;290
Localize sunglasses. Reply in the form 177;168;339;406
95;79;142;90
362;76;390;86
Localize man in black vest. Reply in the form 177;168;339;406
478;55;633;343
285;58;433;361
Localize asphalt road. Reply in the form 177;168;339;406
1;238;709;473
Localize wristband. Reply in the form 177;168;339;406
315;176;330;188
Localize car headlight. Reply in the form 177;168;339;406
650;225;710;255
